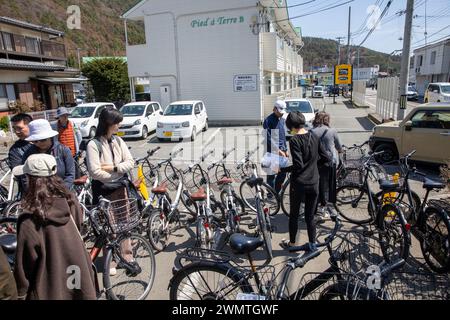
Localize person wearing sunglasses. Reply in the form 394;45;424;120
19;119;75;192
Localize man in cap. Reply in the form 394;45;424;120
263;100;288;194
51;107;82;157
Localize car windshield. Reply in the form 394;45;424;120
314;86;323;91
408;86;416;92
70;106;95;118
286;101;314;114
164;104;193;116
441;85;450;94
120;105;145;117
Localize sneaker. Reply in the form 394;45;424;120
109;267;117;276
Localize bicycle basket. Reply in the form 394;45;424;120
102;198;141;234
341;168;364;186
342;148;366;168
380;272;450;300
377;160;407;185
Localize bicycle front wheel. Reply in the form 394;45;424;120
239;180;280;215
377;204;410;263
335;185;375;225
280;179;292;217
256;197;273;260
169;262;253;300
419;205;450;273
103;233;156;300
147;209;169;252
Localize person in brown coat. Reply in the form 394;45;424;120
12;154;97;300
0;247;17;300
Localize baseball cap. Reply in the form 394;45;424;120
274;100;287;114
12;154;58;177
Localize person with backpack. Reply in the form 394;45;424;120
311;112;343;218
12;154;96;300
20;119;75;191
85;106;135;276
278;111;331;249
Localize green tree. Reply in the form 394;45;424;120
81;58;130;103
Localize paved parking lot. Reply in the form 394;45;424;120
111;95;446;300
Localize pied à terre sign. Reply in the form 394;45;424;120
191;16;245;28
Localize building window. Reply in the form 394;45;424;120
418;55;423;67
410;56;414;69
430;51;436;65
1;32;14;51
0;84;6;98
25;37;40;55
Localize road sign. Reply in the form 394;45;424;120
334;64;353;85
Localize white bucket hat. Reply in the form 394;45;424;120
274;100;287;114
26;119;59;142
12;154;57;177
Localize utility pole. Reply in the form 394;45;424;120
398;0;414;120
336;37;345;65
347;6;352;65
77;48;81;70
424;0;428;45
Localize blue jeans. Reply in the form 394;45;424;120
267;172;287;195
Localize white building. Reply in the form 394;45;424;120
122;0;304;125
411;38;450;96
354;65;379;82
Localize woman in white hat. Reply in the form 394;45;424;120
20;119;75;191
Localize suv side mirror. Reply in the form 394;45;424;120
195;110;201;115
314;109;319;113
405;120;413;131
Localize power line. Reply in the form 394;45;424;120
262;0;355;24
264;0;317;9
357;0;393;47
411;24;450;46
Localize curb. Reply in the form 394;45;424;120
368;113;383;125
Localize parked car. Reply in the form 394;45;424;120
369;104;450;164
156;100;208;141
424;83;450;103
312;86;325;98
118;102;163;139
406;86;418;101
283;99;318;138
69;102;116;139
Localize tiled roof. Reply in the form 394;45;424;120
0;58;66;71
0;16;64;36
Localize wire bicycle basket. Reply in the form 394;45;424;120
102;198;141;234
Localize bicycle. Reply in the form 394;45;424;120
334;151;412;263
0;216;17;269
168;214;350;300
146;150;213;252
83;197;156;300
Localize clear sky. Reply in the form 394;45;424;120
287;0;450;54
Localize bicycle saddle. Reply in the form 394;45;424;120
423;178;446;190
152;184;168;194
379;179;400;192
0;234;16;255
246;177;264;188
73;175;88;186
229;233;263;255
217;177;233;185
190;188;207;201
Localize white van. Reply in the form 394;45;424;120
424;83;450;103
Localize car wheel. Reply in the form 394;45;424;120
203;121;208;132
89;127;96;139
374;143;398;164
141;126;148;139
157;137;165;142
191;127;196;142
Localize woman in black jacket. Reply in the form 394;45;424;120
279;111;331;249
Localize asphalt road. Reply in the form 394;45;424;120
106;95;447;300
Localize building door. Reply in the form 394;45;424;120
160;86;171;110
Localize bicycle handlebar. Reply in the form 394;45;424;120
170;148;184;158
183;151;214;174
147;146;161;156
380;259;406;277
222;147;236;159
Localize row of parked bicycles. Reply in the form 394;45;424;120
0;140;449;300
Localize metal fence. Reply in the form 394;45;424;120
376;77;399;121
353;80;367;107
7;108;75;140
